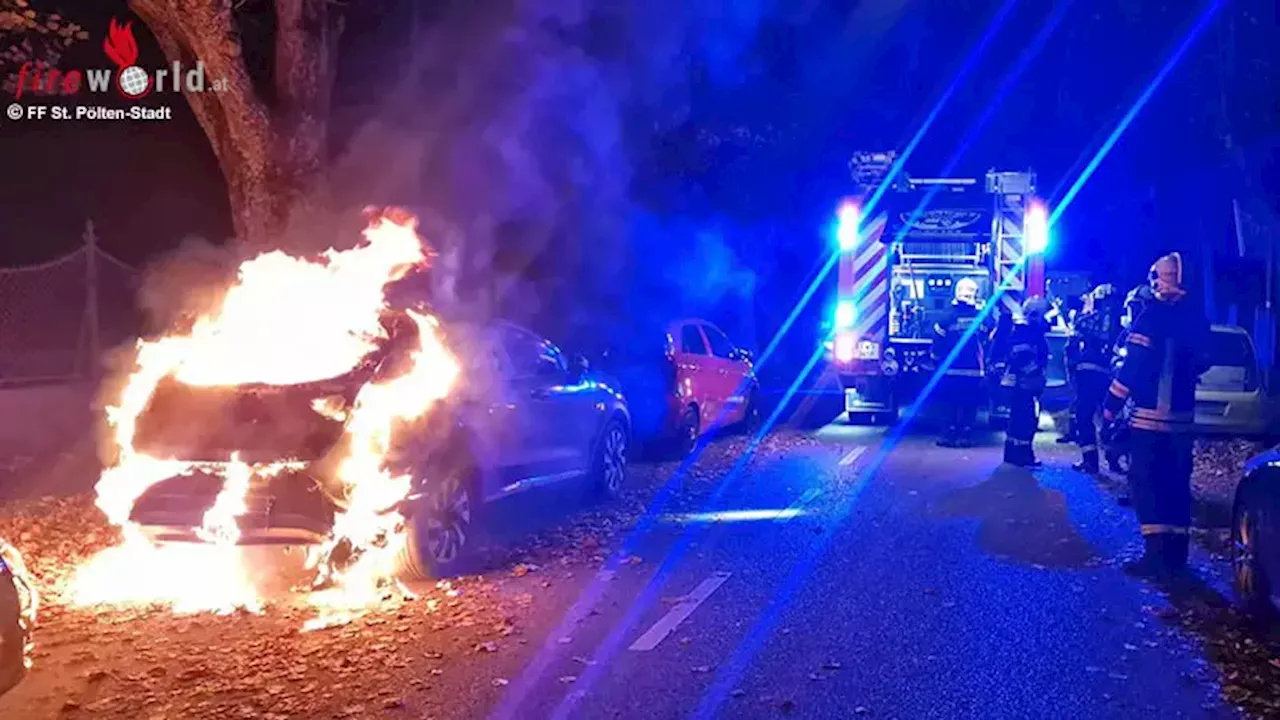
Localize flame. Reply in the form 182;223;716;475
103;19;139;69
70;214;461;623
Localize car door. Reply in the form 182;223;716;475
674;322;715;431
447;327;529;500
700;322;751;424
495;324;596;483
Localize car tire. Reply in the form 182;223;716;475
589;417;629;501
739;388;761;433
1232;486;1273;619
400;453;479;580
674;405;700;459
0;572;25;698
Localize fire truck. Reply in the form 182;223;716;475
828;150;1052;422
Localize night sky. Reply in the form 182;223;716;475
0;0;1273;283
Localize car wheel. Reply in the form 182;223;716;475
591;417;629;501
1232;490;1273;618
675;405;700;458
0;572;25;697
739;389;762;433
401;458;477;580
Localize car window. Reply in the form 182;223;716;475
701;324;735;359
499;326;564;378
680;325;708;355
1204;330;1256;369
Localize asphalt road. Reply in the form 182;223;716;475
0;411;1254;719
479;421;1237;720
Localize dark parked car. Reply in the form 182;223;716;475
128;315;630;579
1233;444;1280;617
0;539;36;698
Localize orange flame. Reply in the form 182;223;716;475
103;19;140;69
70;213;461;622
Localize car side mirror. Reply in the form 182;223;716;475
730;348;754;363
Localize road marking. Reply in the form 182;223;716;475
775;487;821;524
629;572;731;652
838;446;867;466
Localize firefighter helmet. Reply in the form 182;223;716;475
1021;296;1049;322
1149;252;1186;301
955;277;979;304
1089;283;1116;302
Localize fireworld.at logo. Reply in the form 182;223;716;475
12;18;227;100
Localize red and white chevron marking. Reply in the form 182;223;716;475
844;214;890;342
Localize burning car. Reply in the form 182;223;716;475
125;314;631;579
0;539;36;697
80;213;628;610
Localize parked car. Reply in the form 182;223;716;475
1195;325;1274;436
128;314;630;579
1101;325;1274;473
0;539;36;698
600;319;758;456
1232;444;1280;617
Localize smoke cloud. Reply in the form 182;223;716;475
331;0;780;341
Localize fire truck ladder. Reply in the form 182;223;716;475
987;170;1036;314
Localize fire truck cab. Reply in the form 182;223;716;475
828;151;1050;422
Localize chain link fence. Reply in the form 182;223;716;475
0;222;141;386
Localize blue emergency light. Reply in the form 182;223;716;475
836;201;860;252
835;300;856;329
1025;201;1050;254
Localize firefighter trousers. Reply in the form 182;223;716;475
1003;389;1039;464
939;374;981;442
1073;370;1109;468
1128;429;1193;567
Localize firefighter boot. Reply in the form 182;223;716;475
1123;533;1189;579
1072;448;1100;475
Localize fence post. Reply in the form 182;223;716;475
84;219;100;380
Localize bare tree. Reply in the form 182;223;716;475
127;0;346;247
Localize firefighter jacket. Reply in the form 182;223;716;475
1102;299;1210;432
1070;307;1119;375
932;300;985;377
1000;318;1049;394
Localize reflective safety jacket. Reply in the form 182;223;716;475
1070;306;1120;375
932;300;985;377
1000;319;1049;393
1103;299;1210;432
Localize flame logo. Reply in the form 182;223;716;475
103;19;139;69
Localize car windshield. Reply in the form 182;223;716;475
1203;330;1255;369
1199;330;1259;392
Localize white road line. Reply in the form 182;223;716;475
838;446;867;466
775;487;821;524
628;572;731;652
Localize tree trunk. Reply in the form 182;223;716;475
128;0;342;248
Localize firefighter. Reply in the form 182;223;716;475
1001;296;1050;467
1057;296;1082;445
1070;284;1121;473
1102;252;1209;577
932;277;985;448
